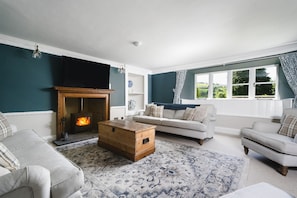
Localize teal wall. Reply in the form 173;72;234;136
110;67;125;106
152;57;295;102
151;72;176;103
0;44;125;113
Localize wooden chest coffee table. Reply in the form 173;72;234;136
98;120;156;161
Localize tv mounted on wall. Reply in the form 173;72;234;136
62;56;110;89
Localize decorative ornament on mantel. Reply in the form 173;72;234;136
32;44;42;59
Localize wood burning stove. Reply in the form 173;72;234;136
70;112;93;133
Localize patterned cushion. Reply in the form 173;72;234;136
0;142;20;171
278;115;297;138
0;112;13;141
143;104;155;116
182;107;196;120
192;106;208;122
151;105;164;118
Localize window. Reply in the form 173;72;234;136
255;66;276;98
194;64;278;99
195;74;209;98
213;72;227;98
232;69;249;98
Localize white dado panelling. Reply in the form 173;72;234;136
3;107;126;141
182;99;285;118
4;111;56;141
110;106;126;120
181;99;289;135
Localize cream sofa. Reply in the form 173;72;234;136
0;113;84;198
241;108;297;176
133;103;216;145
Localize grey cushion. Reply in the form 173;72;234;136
2;130;84;198
242;129;297;156
174;110;185;119
163;109;176;119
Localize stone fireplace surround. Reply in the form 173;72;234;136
54;86;113;142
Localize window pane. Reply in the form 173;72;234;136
213;72;227;98
232;70;249;84
196;74;209;98
232;85;248;98
256;84;275;98
256;67;276;82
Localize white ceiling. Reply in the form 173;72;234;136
1;0;297;73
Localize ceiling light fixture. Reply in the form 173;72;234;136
132;41;142;47
32;44;42;59
118;64;126;74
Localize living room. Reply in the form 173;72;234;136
0;1;297;197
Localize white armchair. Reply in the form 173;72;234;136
241;108;297;176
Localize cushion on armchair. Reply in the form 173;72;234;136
0;112;13;141
278;115;297;138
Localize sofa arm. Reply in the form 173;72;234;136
0;165;51;198
251;121;281;133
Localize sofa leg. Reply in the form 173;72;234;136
244;146;249;155
198;139;204;145
277;165;288;176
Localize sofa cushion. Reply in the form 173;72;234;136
242;130;297;156
182;107;196;120
0;142;20;171
2;129;84;198
0;112;13;141
278;115;297;138
163;109;176;119
192;106;208;122
162;119;207;131
151;105;164;118
174;110;186;119
144;104;155;116
133;116;163;125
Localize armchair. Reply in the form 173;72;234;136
241;108;297;176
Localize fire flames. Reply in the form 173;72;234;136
76;117;91;127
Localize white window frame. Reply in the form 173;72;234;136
194;64;279;100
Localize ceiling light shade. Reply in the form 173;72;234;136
32;44;42;58
118;64;126;73
132;41;142;47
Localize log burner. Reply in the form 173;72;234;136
71;112;93;133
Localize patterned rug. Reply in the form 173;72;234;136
57;138;248;198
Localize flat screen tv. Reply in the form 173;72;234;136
62;56;110;89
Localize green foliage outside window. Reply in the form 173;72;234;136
196;83;208;98
213;85;227;98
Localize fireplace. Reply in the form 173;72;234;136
54;86;113;142
71;112;93;133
